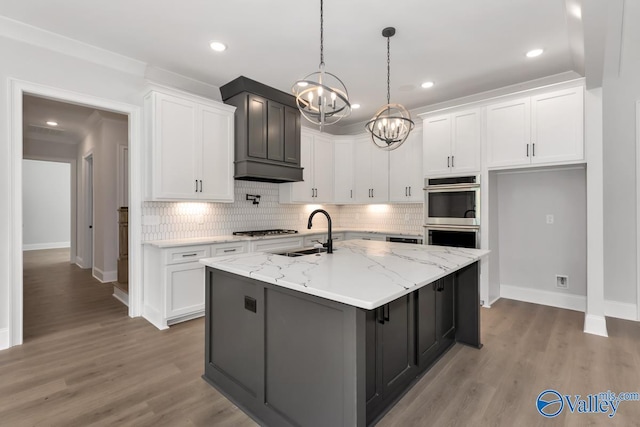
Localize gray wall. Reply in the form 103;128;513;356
602;0;640;304
497;168;587;296
22;160;71;250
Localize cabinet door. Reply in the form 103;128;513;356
437;275;455;342
165;262;205;319
486;97;531;168
267;100;285;162
416;282;438;369
334;139;355;203
199;103;234;202
451;109;481;174
365;309;383;423
153;94;199;199
354;136;373;202
312;134;335;202
405;129;423;201
288;132;314;202
381;296;414;398
370;146;389;202
389;129;422;202
247;94;268;159
423;115;452;176
531;87;584;164
284;106;301;164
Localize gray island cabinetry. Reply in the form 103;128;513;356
201;240;488;427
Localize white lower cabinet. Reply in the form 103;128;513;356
249;236;304;253
303;233;344;247
143;241;248;329
345;232;386;241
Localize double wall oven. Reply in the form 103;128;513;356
424;175;480;249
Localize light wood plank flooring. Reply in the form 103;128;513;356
2;248;639;426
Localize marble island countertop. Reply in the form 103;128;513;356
144;228;423;248
200;239;489;310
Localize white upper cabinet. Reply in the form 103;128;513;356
146;90;235;202
389;127;423;202
334;137;356;204
486;87;583;168
354;136;389;203
530;88;584;164
279;128;335;203
423;109;481;176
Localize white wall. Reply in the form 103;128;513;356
602;0;640;304
497;168;587;297
22;160;71;250
76;114;128;281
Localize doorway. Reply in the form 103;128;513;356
8;79;142;348
84;153;94;271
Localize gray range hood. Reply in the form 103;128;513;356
221;76;303;183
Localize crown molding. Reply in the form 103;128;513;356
0;15;146;76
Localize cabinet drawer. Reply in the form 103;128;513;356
346;233;385;241
212;242;247;256
165;245;211;265
250;237;304;253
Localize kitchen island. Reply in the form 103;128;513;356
200;240;489;427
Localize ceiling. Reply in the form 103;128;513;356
3;0;584;128
23;95;126;144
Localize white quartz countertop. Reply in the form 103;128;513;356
144;228;423;248
200;240;489;310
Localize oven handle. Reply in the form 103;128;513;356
422;224;480;231
424;184;480;193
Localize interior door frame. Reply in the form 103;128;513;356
636;100;640;321
83;152;94;271
8;78;143;348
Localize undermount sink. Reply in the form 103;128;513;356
274;247;330;257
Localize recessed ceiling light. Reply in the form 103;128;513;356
526;48;544;58
351;103;361;109
421;81;435;89
46;121;58;126
209;41;227;52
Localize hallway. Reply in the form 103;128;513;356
22;248;126;340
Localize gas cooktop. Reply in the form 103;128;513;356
232;229;298;237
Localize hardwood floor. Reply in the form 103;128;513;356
2;249;639;426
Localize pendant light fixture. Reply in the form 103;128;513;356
292;0;351;130
366;27;415;151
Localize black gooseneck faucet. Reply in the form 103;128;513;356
307;209;333;254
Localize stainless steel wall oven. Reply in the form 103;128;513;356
424;176;480;249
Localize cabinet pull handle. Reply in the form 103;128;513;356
451;156;455;168
383;304;390;322
409;186;411;196
532;143;535;157
350;189;353;199
199;180;203;193
447;156;450;168
182;253;198;257
371;188;374;198
377;307;385;324
195;180;198;193
526;144;529;157
223;249;236;253
405;187;408;196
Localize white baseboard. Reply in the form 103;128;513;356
143;305;168;330
604;300;638;321
23;241;70;251
93;267;117;283
500;284;586;312
500;285;638;323
113;286;129;307
584;314;609;337
0;328;8;350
